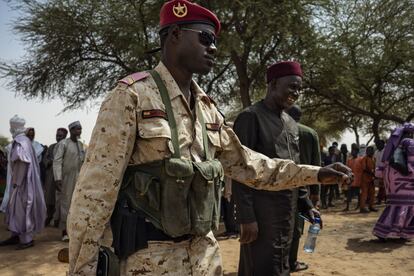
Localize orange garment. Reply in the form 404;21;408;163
346;156;362;187
359;156;375;209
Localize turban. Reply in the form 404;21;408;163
160;0;221;35
68;121;81;130
266;61;303;83
9;115;26;138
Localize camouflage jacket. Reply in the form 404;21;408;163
68;62;320;275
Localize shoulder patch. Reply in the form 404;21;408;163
206;123;221;131
119;71;150;85
142;109;167;120
200;94;217;106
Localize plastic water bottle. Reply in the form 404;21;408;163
303;217;321;253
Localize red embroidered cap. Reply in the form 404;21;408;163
266;61;303;83
159;0;221;35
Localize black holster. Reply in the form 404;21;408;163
110;199;149;260
97;246;120;276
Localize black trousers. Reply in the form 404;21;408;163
221;196;239;233
333;184;341;198
320;185;335;207
289;214;305;269
238;229;292;276
346;187;360;204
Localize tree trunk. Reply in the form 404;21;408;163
352;127;360;147
366;135;375;145
239;78;251;108
372;118;380;142
231;50;251;108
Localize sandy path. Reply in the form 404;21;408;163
1;203;413;276
220;204;414;276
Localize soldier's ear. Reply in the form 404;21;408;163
168;24;182;45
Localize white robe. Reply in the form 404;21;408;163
32;140;44;163
53;138;85;229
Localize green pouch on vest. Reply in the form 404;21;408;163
190;159;224;235
165;158;194;177
193;159;224;180
115;70;224;239
120;162;163;229
160;158;194;236
133;172;160;211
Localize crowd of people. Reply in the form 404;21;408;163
319;140;385;213
0;116;85;249
0;1;412;276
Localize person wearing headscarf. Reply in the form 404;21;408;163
373;123;414;240
0;115;46;249
53;121;85;241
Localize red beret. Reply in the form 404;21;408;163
266;61;303;83
160;0;221;35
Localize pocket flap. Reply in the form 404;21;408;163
193;159;224;181
138;117;171;139
206;130;221;148
165;158;194;178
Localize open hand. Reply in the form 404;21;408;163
318;162;353;186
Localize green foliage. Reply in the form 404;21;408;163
0;136;10;150
301;0;414;140
1;0;163;109
207;0;319;108
1;0;413;142
0;0;319;110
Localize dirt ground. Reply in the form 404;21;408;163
1;201;413;276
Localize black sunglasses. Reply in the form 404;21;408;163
181;28;217;47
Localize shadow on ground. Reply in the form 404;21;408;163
346;237;412;253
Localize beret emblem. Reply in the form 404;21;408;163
173;2;187;18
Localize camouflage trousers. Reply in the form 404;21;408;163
120;231;223;276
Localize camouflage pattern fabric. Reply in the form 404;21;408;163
68;62;320;275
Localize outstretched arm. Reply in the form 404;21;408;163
218;123;350;191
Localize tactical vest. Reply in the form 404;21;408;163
114;70;223;239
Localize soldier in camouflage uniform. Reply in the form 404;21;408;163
67;1;351;275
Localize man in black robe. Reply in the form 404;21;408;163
233;61;317;276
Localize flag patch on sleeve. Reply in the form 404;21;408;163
142;109;167;120
206;123;220;131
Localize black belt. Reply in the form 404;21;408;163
145;220;192;242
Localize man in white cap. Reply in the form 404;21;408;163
53;121;85;241
0;115;46;249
